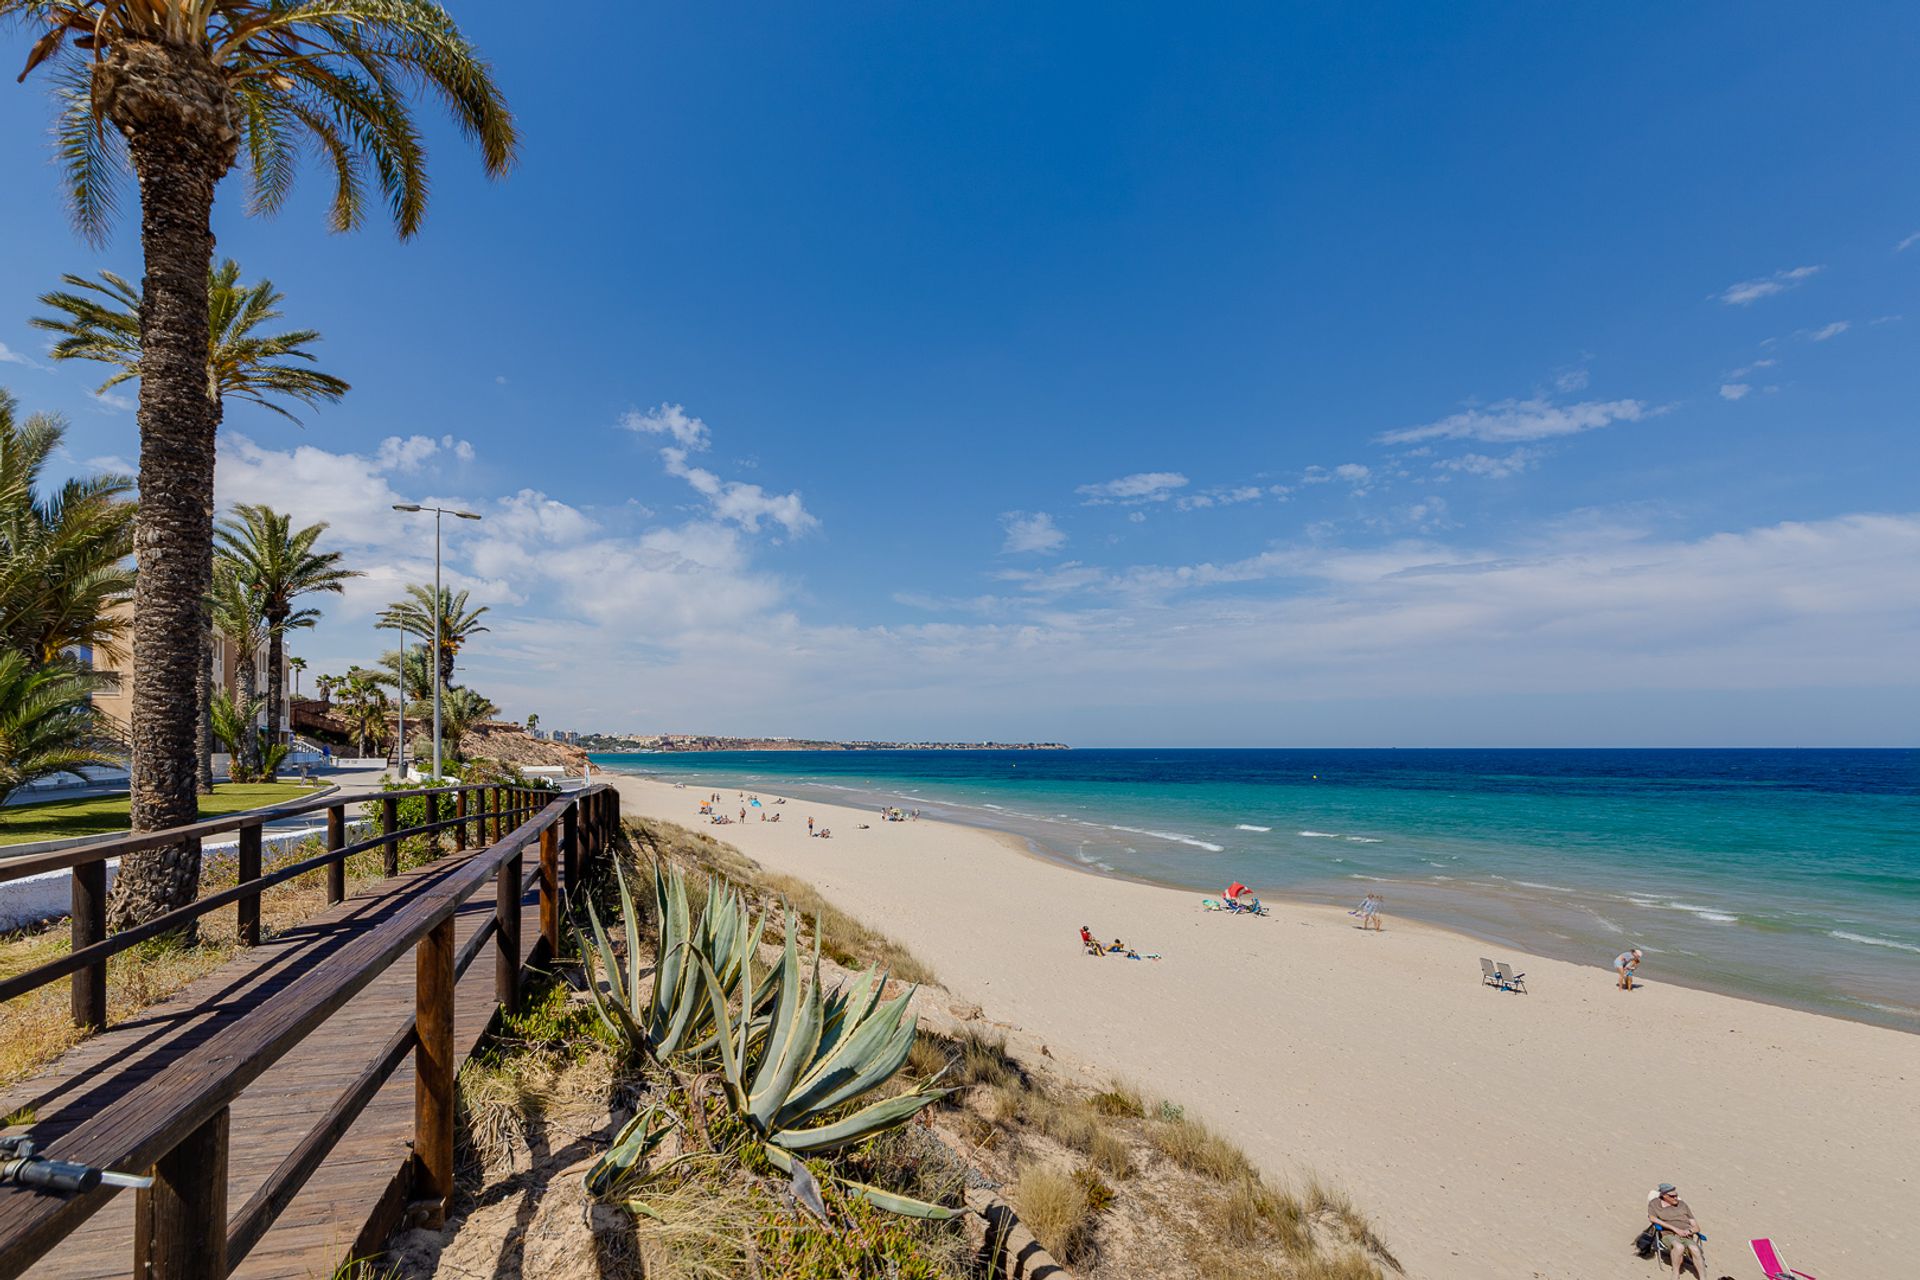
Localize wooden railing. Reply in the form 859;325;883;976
0;781;622;1280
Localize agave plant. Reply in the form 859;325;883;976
583;887;956;1218
579;858;766;1061
701;925;957;1217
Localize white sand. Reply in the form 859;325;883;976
609;775;1916;1279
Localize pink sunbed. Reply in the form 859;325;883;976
1751;1237;1815;1280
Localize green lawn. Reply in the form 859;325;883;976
0;782;321;847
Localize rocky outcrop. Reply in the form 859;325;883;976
459;721;590;771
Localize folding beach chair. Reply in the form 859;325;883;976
1751;1237;1816;1280
1479;957;1502;988
1495;962;1528;994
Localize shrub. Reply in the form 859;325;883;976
1011;1161;1099;1265
1090;1083;1146;1118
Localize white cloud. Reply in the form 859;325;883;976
88;389;135;413
1001;511;1067;554
1719;384;1751;401
1804;320;1849;342
1553;368;1590;393
0;342;47;370
1727;359;1776;380
1434;448;1541;479
374;434;473;471
1380;397;1649;446
1897;231;1920;253
1717;265;1822;306
620;404;816;538
1076;472;1188;504
619;403;711;450
1334;463;1371;484
1127;511;1147;524
661;447;817;537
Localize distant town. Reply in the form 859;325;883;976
562;732;1070;753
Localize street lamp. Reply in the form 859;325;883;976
392;503;483;779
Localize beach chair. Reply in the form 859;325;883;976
1495;962;1528;994
1479;957;1502;988
1751;1238;1815;1280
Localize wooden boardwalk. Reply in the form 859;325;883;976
1;847;544;1279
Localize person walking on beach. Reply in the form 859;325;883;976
1353;892;1383;931
1647;1183;1705;1276
1616;948;1643;991
807;815;815;836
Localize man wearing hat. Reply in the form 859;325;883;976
1648;1183;1705;1275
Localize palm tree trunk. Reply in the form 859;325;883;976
235;643;259;780
98;42;240;933
196;586;215;795
264;625;284;780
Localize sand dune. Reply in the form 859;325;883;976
609;775;1916;1279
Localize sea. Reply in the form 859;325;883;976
590;748;1920;1033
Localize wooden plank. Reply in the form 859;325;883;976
0;789;599;1280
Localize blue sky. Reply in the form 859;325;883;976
1;4;1915;745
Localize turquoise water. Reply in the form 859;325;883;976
592;749;1920;1032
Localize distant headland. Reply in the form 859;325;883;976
580;733;1068;753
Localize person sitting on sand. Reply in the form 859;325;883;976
1616;948;1643;991
1080;925;1103;956
1647;1184;1705;1276
1225;881;1249;911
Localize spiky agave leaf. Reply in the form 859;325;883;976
761;1144;961;1221
583;1106;672;1200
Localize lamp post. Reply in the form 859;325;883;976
393;503;483;779
388;619;408;779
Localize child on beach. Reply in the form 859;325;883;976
1616;948;1643;990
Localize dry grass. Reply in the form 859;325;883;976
626;817;937;985
1303;1176;1402;1273
1090;1082;1147;1118
1149;1109;1258;1183
0;824;464;1088
1011;1160;1099;1265
1087;1127;1133;1179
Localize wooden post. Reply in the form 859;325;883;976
413;915;455;1227
489;786;502;842
539;824;560;960
496;850;523;1015
562;800;580;898
604;786;620;848
326;804;346;904
236;823;263;948
578;791;595;867
70;858;106;1032
454;788;468;852
382;794;400;877
134;1106;229;1280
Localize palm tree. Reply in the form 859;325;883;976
0;650;120;807
6;2;515;930
34;260;350;796
215;504;358;776
287;655;306;699
526;712;539;736
33;261;351;419
438;686;498;765
335;667;388;759
206;559;265;779
377;585;490;690
0;391;136;667
375;644;434;709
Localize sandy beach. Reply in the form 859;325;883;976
609;773;1915;1280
